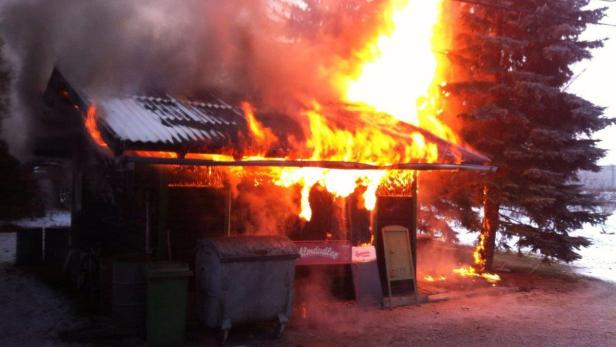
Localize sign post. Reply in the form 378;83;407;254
381;225;419;307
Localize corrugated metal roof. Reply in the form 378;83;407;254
43;68;492;167
97;95;247;154
95;97;490;165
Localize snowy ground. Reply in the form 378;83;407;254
570;214;616;283
1;210;71;229
457;213;616;283
0;233;84;347
0;232;16;263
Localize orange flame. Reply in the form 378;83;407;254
335;0;456;143
241;102;278;155
452;233;501;284
233;0;452;221
453;265;501;284
340;0;442;123
85;0;458;224
85;105;109;149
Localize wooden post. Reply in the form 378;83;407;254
411;171;418;275
226;184;232;237
157;170;169;259
346;197;354;244
145;191;152;256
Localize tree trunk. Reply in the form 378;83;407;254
479;184;499;272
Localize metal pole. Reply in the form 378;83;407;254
145;191;151;256
157;170;168;259
226;184;232;237
122;156;497;173
411;171;418;279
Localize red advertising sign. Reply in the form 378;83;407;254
294;240;352;266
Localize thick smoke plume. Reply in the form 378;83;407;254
0;0;384;157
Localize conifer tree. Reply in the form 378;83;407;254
434;0;614;266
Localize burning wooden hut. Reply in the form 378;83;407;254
40;66;493;297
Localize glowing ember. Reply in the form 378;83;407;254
423;274;447;282
134;151;178;158
453;265;501;285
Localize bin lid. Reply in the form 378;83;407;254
146;262;193;278
198;236;299;261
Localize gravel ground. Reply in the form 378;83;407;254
269;274;616;347
1;232;616;347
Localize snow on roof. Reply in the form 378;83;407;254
0;210;71;229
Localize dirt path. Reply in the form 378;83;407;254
268;272;616;347
1;230;615;347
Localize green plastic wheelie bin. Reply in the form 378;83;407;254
146;262;192;346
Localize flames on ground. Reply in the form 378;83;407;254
422;232;502;285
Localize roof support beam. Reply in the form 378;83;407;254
121;155;497;172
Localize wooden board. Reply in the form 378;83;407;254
381;225;419;306
383;226;414;281
382;226;413;281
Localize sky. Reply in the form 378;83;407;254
569;0;616;165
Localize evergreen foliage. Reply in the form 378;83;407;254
429;0;615;262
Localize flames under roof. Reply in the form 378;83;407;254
44;68;494;172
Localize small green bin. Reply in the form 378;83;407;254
146;262;192;347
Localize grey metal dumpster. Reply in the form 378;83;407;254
196;236;299;342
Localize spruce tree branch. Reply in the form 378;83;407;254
450;0;616;28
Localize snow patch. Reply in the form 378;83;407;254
570;214;616;283
0;233;16;264
454;213;616;283
2;210;71;229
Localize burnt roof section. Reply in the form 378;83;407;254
43;68;492;168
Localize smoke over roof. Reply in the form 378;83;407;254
0;0;384;158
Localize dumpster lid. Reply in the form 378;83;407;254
146;262;193;278
199;236;299;260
